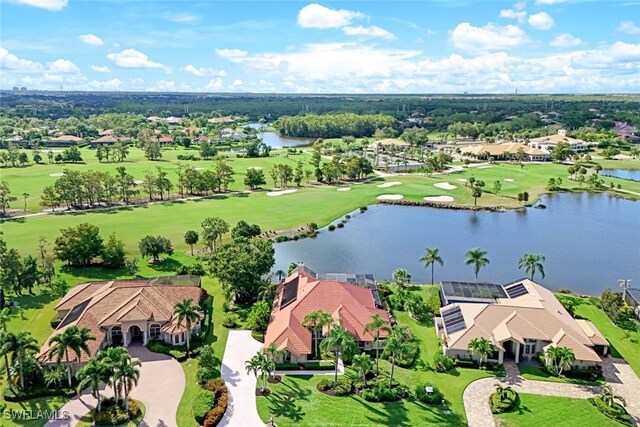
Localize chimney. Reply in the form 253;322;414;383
297;262;304;274
557;129;567;137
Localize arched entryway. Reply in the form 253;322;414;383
111;326;123;346
129;325;143;344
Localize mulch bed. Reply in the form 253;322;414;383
255;388;272;397
318;389;336;397
267;375;282;384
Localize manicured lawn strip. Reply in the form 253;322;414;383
573;301;640;377
494;393;617;427
518;365;605;386
1;396;69;427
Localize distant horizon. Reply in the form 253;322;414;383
1;1;639;93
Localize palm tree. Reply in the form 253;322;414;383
275;269;286;282
173;298;203;356
556;346;575;376
96;346;128;401
301;309;333;359
352;353;373;381
263;342;283;381
518;254;546;281
364;314;389;374
118;356;141;411
465;248;490;283
7;331;39;389
0;331;13;387
467;338;493;368
48;326;95;387
76;358;107;412
246;351;269;392
320;325;357;387
392;269;412;287
383;326;413;388
419;248;444;286
600;385;627;407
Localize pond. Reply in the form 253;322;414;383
601;169;640;181
274;193;640;295
258;132;316;149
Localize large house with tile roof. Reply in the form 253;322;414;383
528;129;591;153
264;265;391;363
39;276;203;367
437;279;609;368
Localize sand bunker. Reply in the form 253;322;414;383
49;172;64;177
134;180;144;184
478;166;492;169
456;178;468;183
376;194;404;201
266;189;298;197
434;182;457;190
377;181;402;188
504;178;514;182
337;187;351;192
424;196;454;202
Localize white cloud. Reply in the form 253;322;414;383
91;65;111;73
297;3;364;29
88;78;122;90
550;33;582;48
79;34;104;46
47;59;80;73
528;12;554;30
8;0;67;11
450;23;527;52
535;0;568;4
0;47;43;72
107;49;169;72
342;25;396;40
215;48;248;59
184;64;226;77
204;78;224;91
154;80;176;91
163;12;200;23
229;79;246;90
500;9;527;23
617;20;640;35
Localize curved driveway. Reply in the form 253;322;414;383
45;344;184;427
218;330;264;427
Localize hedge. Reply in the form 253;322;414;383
489;389;519;414
192;390;216;424
93;398;141;426
3;386;76;402
589;396;633;426
203;378;229;427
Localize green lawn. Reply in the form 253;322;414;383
257;286;497;426
494;393;617;427
518;365;605;386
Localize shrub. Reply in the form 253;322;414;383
589;396;633;426
334;378;353;396
3;386;75;402
489;388;519;414
557;288;573;294
337;222;344;228
292;235;300;241
202;378;229;427
93;398;140;426
328;224;336;231
192;390;216;424
170;349;187;360
275;236;289;242
50;315;62;329
316;378;332;391
360;206;367;212
222;313;238;328
362;383;402;402
276;362;299;370
415;385;444;404
433;350;455;373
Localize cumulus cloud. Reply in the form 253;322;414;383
528;12;554;30
0;47;43;72
184;64;226;77
215;48;248;59
550;33;582;48
204;78;224;91
617;20;640;35
91;65;111;73
8;0;67;11
343;25;396;40
297;3;364;29
450;23;527;52
107;49;169;72
79;34;104;46
47;59;80;73
500;9;527;23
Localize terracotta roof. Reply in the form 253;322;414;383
466;142;548;157
529;134;587;146
92;135;132;144
51;135;83;142
264;267;390;356
374;138;410;147
441;279;607;363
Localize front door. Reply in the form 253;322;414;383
129;325;143;344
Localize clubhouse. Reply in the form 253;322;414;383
437;279;609;368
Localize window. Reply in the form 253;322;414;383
149;323;161;340
173;334;178;344
181;332;185;342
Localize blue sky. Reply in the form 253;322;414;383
1;0;639;93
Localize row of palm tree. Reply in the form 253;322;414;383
0;307;40;390
467;337;494;368
544;345;575;376
47;325;95;387
418;247;546;284
245;343;280;392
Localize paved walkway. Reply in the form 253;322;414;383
45;344;184;427
218;330;265;427
463;358;640;427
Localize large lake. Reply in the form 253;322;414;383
601;169;640;181
274;193;640;295
258;132;315;149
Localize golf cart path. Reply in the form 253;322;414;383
463;358;640;427
45;345;184;427
218;330;265;427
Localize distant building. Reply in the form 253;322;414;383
528;130;590;152
465;142;549;161
43;134;84;147
91;134;132;146
625;289;640;320
614;122;640;143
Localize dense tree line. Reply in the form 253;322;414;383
277;113;398;138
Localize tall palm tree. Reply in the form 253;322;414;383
7;331;39;389
301;309;333;359
419;248;444;286
352;353;373;381
600;385;627;407
392;269;412;287
383;326;413;388
118;356;141;411
245;352;267;392
263;342;283;381
275;269;286;282
467;337;493;368
76;358;107;412
518;254;546;281
96;346;129;401
320;325;357;387
364;314;389;374
173;298;203;356
48;326;95;387
465;248;490;283
0;331;13;387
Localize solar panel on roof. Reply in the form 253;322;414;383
505;283;529;298
280;277;299;308
442;306;467;334
59;299;91;329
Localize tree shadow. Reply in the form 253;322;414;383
261;379;311;422
147;258;183;272
60;265;129;280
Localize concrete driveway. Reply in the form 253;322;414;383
45;344;184;427
218;330;265;427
